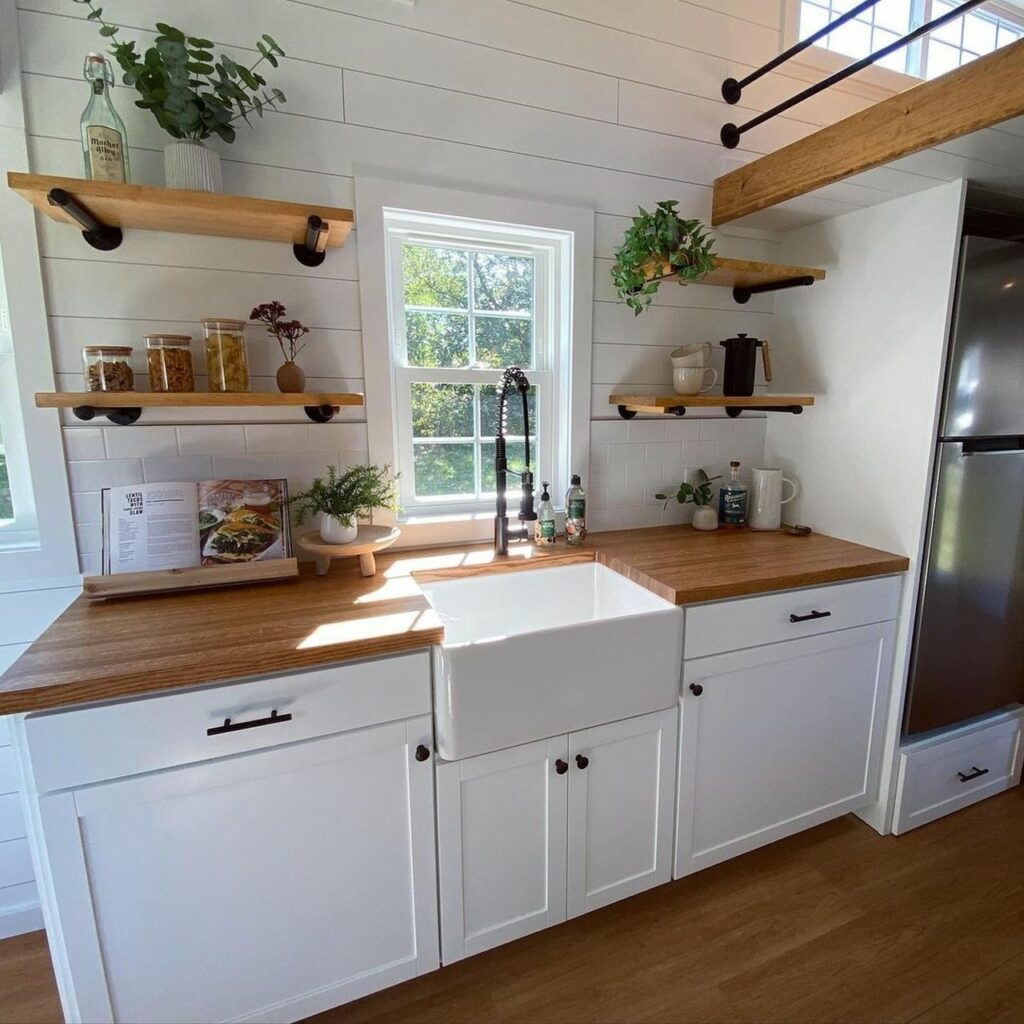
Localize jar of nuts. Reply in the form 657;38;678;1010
201;317;250;392
145;335;195;393
82;346;135;392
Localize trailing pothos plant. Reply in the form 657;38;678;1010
656;469;720;509
72;0;286;143
290;465;400;527
611;201;716;315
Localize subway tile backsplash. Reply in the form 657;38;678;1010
587;416;767;532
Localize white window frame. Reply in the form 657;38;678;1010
0;8;78;583
357;179;593;546
782;0;1024;96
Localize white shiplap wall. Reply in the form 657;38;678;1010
4;0;887;935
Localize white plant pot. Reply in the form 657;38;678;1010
692;505;719;531
163;140;223;192
319;513;358;545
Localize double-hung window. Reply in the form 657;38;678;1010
385;213;565;515
794;1;1024;80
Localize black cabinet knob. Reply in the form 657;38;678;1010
689;683;704;697
554;759;568;775
575;754;589;770
415;744;431;762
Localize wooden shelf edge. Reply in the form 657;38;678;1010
8;172;354;248
35;392;365;409
711;38;1024;225
641;255;826;290
610;394;815;414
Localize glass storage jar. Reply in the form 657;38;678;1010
82;346;135;392
201;317;249;392
145;335;195;393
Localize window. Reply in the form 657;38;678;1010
795;1;1024;79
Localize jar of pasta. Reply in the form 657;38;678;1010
82;346;135;392
145;335;195;393
201;317;249;392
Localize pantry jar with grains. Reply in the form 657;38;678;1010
82;346;134;392
145;335;195;393
201;317;250;392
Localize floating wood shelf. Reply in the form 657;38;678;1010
8;173;353;265
35;391;365;425
644;256;825;303
711;38;1024;225
611;394;814;419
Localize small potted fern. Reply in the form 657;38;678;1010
611;201;716;315
290;464;399;544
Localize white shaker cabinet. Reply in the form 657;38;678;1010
674;621;896;877
437;708;676;963
16;654;439;1024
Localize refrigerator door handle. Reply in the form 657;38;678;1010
959;437;1024;456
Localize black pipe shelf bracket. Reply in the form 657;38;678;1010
720;0;987;148
733;275;817;304
303;403;337;423
293;215;330;267
48;188;123;251
617;403;805;420
72;404;142;426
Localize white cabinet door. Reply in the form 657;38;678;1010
567;708;677;918
675;622;895;878
436;736;568;964
36;716;439;1024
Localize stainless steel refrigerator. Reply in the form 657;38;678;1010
904;235;1024;737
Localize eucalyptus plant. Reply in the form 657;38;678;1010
656;469;720;509
611;201;716;315
73;0;286;143
290;465;400;526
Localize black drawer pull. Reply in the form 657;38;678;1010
207;709;292;736
689;683;704;697
790;609;832;623
575;753;589;770
415;744;431;762
554;759;568;775
957;765;990;783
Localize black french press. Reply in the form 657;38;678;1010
719;333;773;396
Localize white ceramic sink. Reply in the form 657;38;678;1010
422;563;683;760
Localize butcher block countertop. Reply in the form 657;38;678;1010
0;527;908;715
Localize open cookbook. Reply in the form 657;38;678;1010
101;479;292;575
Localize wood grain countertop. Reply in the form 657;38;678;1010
0;527;908;715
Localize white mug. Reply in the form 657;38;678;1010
748;468;798;531
673;366;718;396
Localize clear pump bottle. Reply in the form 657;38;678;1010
535;482;556;545
81;53;130;183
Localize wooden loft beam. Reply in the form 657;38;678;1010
712;38;1024;226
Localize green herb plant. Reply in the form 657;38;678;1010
290;465;400;527
73;1;285;143
611;201;716;316
655;469;721;509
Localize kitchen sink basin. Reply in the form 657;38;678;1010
422;563;683;760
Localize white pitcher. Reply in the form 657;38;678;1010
748;468;798;531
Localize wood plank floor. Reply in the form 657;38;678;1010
2;788;1021;1024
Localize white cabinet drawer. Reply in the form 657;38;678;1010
684;575;901;659
892;707;1024;835
22;652;431;793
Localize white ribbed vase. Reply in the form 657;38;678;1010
163;140;223;192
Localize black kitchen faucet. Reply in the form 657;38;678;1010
494;366;536;555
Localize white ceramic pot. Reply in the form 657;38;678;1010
692;505;719;531
748;468;798;531
673;366;718;395
319;513;358;544
163;140;223;192
670;342;711;368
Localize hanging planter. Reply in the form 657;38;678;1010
611;201;716;316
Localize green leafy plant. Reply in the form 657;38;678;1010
73;1;285;143
290;465;400;526
611;201;716;316
656;469;720;509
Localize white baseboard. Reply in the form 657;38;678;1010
0;899;44;940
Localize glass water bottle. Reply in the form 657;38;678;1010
80;53;130;183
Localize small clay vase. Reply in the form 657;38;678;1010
692;505;719;531
276;360;305;393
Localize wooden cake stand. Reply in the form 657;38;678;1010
296;525;401;577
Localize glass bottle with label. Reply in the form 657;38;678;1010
535;482;556;545
80;53;130;183
718;460;748;526
565;475;587;546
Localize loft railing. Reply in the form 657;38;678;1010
720;0;990;149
